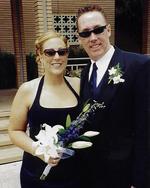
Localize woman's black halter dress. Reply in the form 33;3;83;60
20;77;84;188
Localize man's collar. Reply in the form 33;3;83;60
91;45;115;68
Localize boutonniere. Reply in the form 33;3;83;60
108;63;125;84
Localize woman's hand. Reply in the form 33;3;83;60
48;157;60;166
32;142;61;166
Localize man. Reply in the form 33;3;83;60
77;4;149;188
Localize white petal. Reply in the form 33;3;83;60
83;131;100;137
53;125;64;131
50;134;58;144
109;67;117;75
47;147;59;158
120;78;125;82
37;134;49;145
113;77;120;84
35;130;45;140
43;123;50;127
71;141;93;149
45;124;53;134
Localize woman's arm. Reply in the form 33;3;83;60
8;82;35;155
8;80;61;165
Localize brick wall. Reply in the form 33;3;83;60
22;0;36;54
0;0;36;54
34;0;115;75
1;0;150;87
0;0;115;85
0;0;14;53
51;0;115;44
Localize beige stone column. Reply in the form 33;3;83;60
34;0;53;76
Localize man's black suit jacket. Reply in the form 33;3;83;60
80;47;150;188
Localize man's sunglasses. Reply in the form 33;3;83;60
44;48;69;57
78;25;107;38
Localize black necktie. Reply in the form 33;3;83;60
90;63;98;97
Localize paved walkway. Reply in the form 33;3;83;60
0;161;21;188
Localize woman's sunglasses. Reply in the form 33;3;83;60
78;25;107;38
44;48;69;57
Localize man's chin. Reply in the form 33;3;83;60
90;52;103;60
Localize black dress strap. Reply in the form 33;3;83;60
31;76;79;110
64;77;79;100
33;76;44;104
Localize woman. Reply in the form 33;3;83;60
8;31;83;188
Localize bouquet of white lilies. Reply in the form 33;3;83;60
32;100;105;180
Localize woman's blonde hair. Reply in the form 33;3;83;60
35;30;69;53
35;30;69;62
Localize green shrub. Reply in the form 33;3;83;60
26;52;38;81
0;52;16;89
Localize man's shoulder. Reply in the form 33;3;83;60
117;47;150;62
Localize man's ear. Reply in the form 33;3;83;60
78;37;82;46
106;24;111;37
75;30;83;47
75;31;80;42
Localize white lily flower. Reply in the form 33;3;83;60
43;124;59;144
113;75;121;84
71;141;93;149
113;75;125;84
119;78;125;82
36;124;63;146
83;131;100;137
47;145;59;158
108;67;117;75
52;124;64;132
34;142;59;162
35;130;47;143
108;63;125;85
34;124;63;161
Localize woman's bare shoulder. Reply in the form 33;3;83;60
13;77;41;105
18;77;41;94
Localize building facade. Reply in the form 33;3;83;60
0;0;149;88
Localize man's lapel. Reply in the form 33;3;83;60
96;47;125;106
80;59;91;101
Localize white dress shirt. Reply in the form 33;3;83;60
89;45;115;87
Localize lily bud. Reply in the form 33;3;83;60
71;141;92;149
83;131;100;137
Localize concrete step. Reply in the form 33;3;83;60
0;145;23;164
0;132;12;146
0;118;9;131
0;111;10;118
